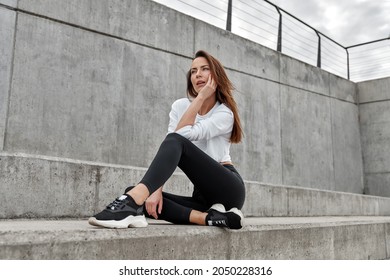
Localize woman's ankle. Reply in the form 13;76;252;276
189;210;208;225
126;183;150;205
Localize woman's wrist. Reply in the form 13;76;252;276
195;93;207;102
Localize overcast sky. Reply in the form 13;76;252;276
272;0;390;46
153;0;390;81
155;0;389;46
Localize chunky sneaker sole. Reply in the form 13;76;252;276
88;215;148;229
89;194;148;229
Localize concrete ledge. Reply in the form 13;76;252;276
358;77;390;103
1;217;389;259
329;74;357;103
280;55;330;97
1;152;390;219
244;181;390;217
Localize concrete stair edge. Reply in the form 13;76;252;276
0;216;389;260
1;152;390;218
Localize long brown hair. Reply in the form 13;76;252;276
186;50;243;143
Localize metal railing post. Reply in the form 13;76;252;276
226;0;232;31
276;7;282;52
346;49;350;80
315;31;321;68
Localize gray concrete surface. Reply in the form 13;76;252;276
0;0;17;8
0;7;15;151
280;55;330;97
358;77;390;196
0;0;386;197
228;70;282;184
244;180;390;217
358;77;390;103
1;152;389;219
1;216;389;259
329;74;357;103
330;99;364;193
7;13;189;168
280;85;334;189
0;152;192;218
17;0;194;57
1;0;389;261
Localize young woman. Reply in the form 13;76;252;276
89;50;246;230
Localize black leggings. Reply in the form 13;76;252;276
137;133;245;224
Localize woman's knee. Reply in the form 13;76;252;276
166;132;187;142
163;132;190;148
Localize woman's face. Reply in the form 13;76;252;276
190;57;211;93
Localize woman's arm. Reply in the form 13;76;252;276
175;108;234;141
174;95;205;131
175;76;216;131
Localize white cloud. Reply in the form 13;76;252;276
272;0;389;46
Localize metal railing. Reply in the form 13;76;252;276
261;0;389;81
153;0;390;82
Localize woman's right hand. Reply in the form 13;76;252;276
198;75;217;100
145;187;163;219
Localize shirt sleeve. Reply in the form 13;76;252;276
167;102;179;134
168;99;187;134
175;107;234;141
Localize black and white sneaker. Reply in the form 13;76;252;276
88;194;148;228
206;203;244;230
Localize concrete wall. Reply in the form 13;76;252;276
0;0;365;194
358;77;390;196
0;4;16;151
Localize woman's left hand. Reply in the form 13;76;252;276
145;187;163;219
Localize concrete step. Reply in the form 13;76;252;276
1;152;390;218
1;216;389;259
